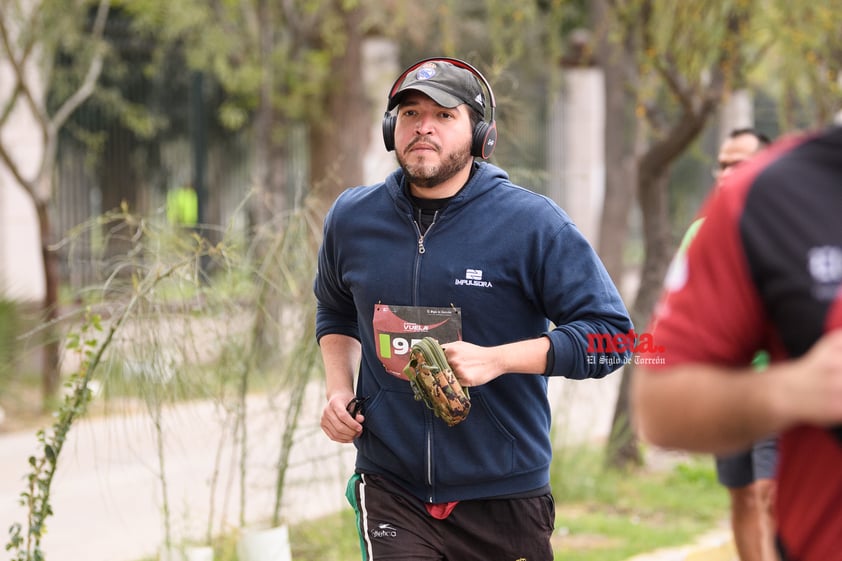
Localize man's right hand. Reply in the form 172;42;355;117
321;392;364;443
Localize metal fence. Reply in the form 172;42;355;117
51;60;586;291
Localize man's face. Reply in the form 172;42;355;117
715;133;762;180
394;91;474;192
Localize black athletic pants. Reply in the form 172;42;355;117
345;473;555;561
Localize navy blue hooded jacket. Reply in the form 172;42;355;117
314;161;632;503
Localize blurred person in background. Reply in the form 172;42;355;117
166;182;198;228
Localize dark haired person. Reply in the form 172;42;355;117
314;57;632;560
714;128;771;179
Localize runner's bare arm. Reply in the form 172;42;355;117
443;336;550;387
632;364;782;455
633;330;842;454
319;333;363;443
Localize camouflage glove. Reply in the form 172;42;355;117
403;337;471;427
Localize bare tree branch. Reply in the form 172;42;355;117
0;2;48;130
652;56;694;110
49;0;110;133
0;132;35;193
0;14;24;127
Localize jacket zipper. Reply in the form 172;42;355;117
414;210;439;254
426;427;434;502
412;208;438;501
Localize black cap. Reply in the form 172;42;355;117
387;60;485;115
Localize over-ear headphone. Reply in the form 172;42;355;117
382;57;498;160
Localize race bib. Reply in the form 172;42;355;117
373;304;462;379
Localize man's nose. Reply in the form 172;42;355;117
415;114;434;134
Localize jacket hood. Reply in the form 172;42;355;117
383;161;511;211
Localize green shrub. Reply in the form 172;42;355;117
0;298;20;389
549;445;728;561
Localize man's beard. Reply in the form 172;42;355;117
397;138;473;189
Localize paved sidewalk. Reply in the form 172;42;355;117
0;386;356;561
626;525;737;561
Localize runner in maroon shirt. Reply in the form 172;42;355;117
633;125;842;561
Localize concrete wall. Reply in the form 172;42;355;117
0;32;46;303
546;67;606;247
362;37;400;185
718;89;754;143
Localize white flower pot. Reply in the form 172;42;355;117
237;525;292;561
184;545;214;561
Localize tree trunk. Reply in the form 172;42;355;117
593;0;642;470
36;200;61;408
604;164;673;470
309;7;369;214
249;0;283;229
633;166;673;326
605;363;640;469
593;0;637;288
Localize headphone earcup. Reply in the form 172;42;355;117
472;121;497;159
382;114;397;152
